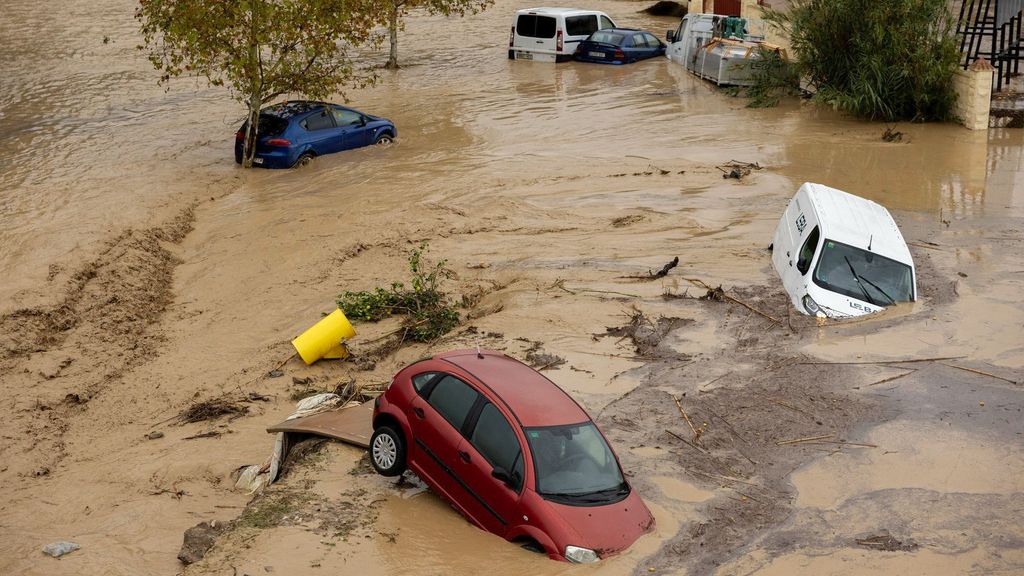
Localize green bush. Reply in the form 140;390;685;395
736;46;801;108
337;243;460;343
764;0;960;121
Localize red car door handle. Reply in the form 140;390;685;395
459;450;471;463
413;407;425;419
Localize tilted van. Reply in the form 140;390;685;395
771;183;917;318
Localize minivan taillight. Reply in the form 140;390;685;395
509;26;515;47
265;138;291;147
557;29;563;52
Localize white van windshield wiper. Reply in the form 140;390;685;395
844;256;879;306
858;274;897;305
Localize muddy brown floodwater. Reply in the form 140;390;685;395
1;0;1023;575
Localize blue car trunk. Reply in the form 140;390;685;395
577;41;625;63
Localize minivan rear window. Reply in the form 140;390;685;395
565;15;598;36
517;14;556;39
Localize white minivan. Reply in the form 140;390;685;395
771;183;917;318
509;7;617;62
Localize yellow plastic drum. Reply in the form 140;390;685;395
291;308;357;365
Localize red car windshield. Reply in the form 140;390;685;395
526;422;627;504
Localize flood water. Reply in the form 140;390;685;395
2;0;1021;310
1;1;1022;575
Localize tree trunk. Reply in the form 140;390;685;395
243;3;261;168
387;0;399;69
243;91;261;168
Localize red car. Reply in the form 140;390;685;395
370;349;654;562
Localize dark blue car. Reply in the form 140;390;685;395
234;101;396;168
573;28;666;64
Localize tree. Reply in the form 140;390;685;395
383;0;492;69
137;0;383;167
764;0;960;121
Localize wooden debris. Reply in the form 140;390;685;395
682;277;782;325
776;433;834;446
673;395;702;443
797;356;966;366
940;362;1018;385
666;429;708;454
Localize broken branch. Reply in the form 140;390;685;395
682;277;781;325
673;395;702;443
666;429;708;454
940;363;1018;385
776;433;834;446
797;356;966;366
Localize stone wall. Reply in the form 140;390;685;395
953;60;995;130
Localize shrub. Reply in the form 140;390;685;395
337;243;459;343
764;0;960;121
735;46;801;108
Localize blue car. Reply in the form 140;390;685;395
234;101;396;168
573;28;666;64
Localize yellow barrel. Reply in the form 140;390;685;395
291;308;357;365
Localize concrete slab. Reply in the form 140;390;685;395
266;401;373;449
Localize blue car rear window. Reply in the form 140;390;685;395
589;31;624;45
240;114;288;137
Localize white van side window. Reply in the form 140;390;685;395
600;15;615;29
796;226;820;275
566;15;598;36
517;15;556;38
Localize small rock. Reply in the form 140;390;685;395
268;369;284;378
292;376;312;386
957;271;968;278
146;431;165;440
178;520;225;565
42;541;79;558
32;467;50;477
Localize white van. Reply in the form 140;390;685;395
771;183;917;318
509;8;618;62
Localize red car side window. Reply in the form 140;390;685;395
425;375;479;432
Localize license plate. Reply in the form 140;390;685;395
253;157;263;164
516;51;533;60
588;51;605;58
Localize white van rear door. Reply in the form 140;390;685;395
514;14;558;54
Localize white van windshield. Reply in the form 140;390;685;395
813;239;914;306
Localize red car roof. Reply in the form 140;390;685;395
436;350;589;428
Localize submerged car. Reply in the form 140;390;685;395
574;28;666;64
771;183;917;318
370;349;654;562
234;101;396;168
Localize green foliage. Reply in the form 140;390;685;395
136;0;384;166
763;0;959;121
383;0;494;68
736;46;800;108
337;243;459;343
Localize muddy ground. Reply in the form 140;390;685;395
1;0;1023;574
